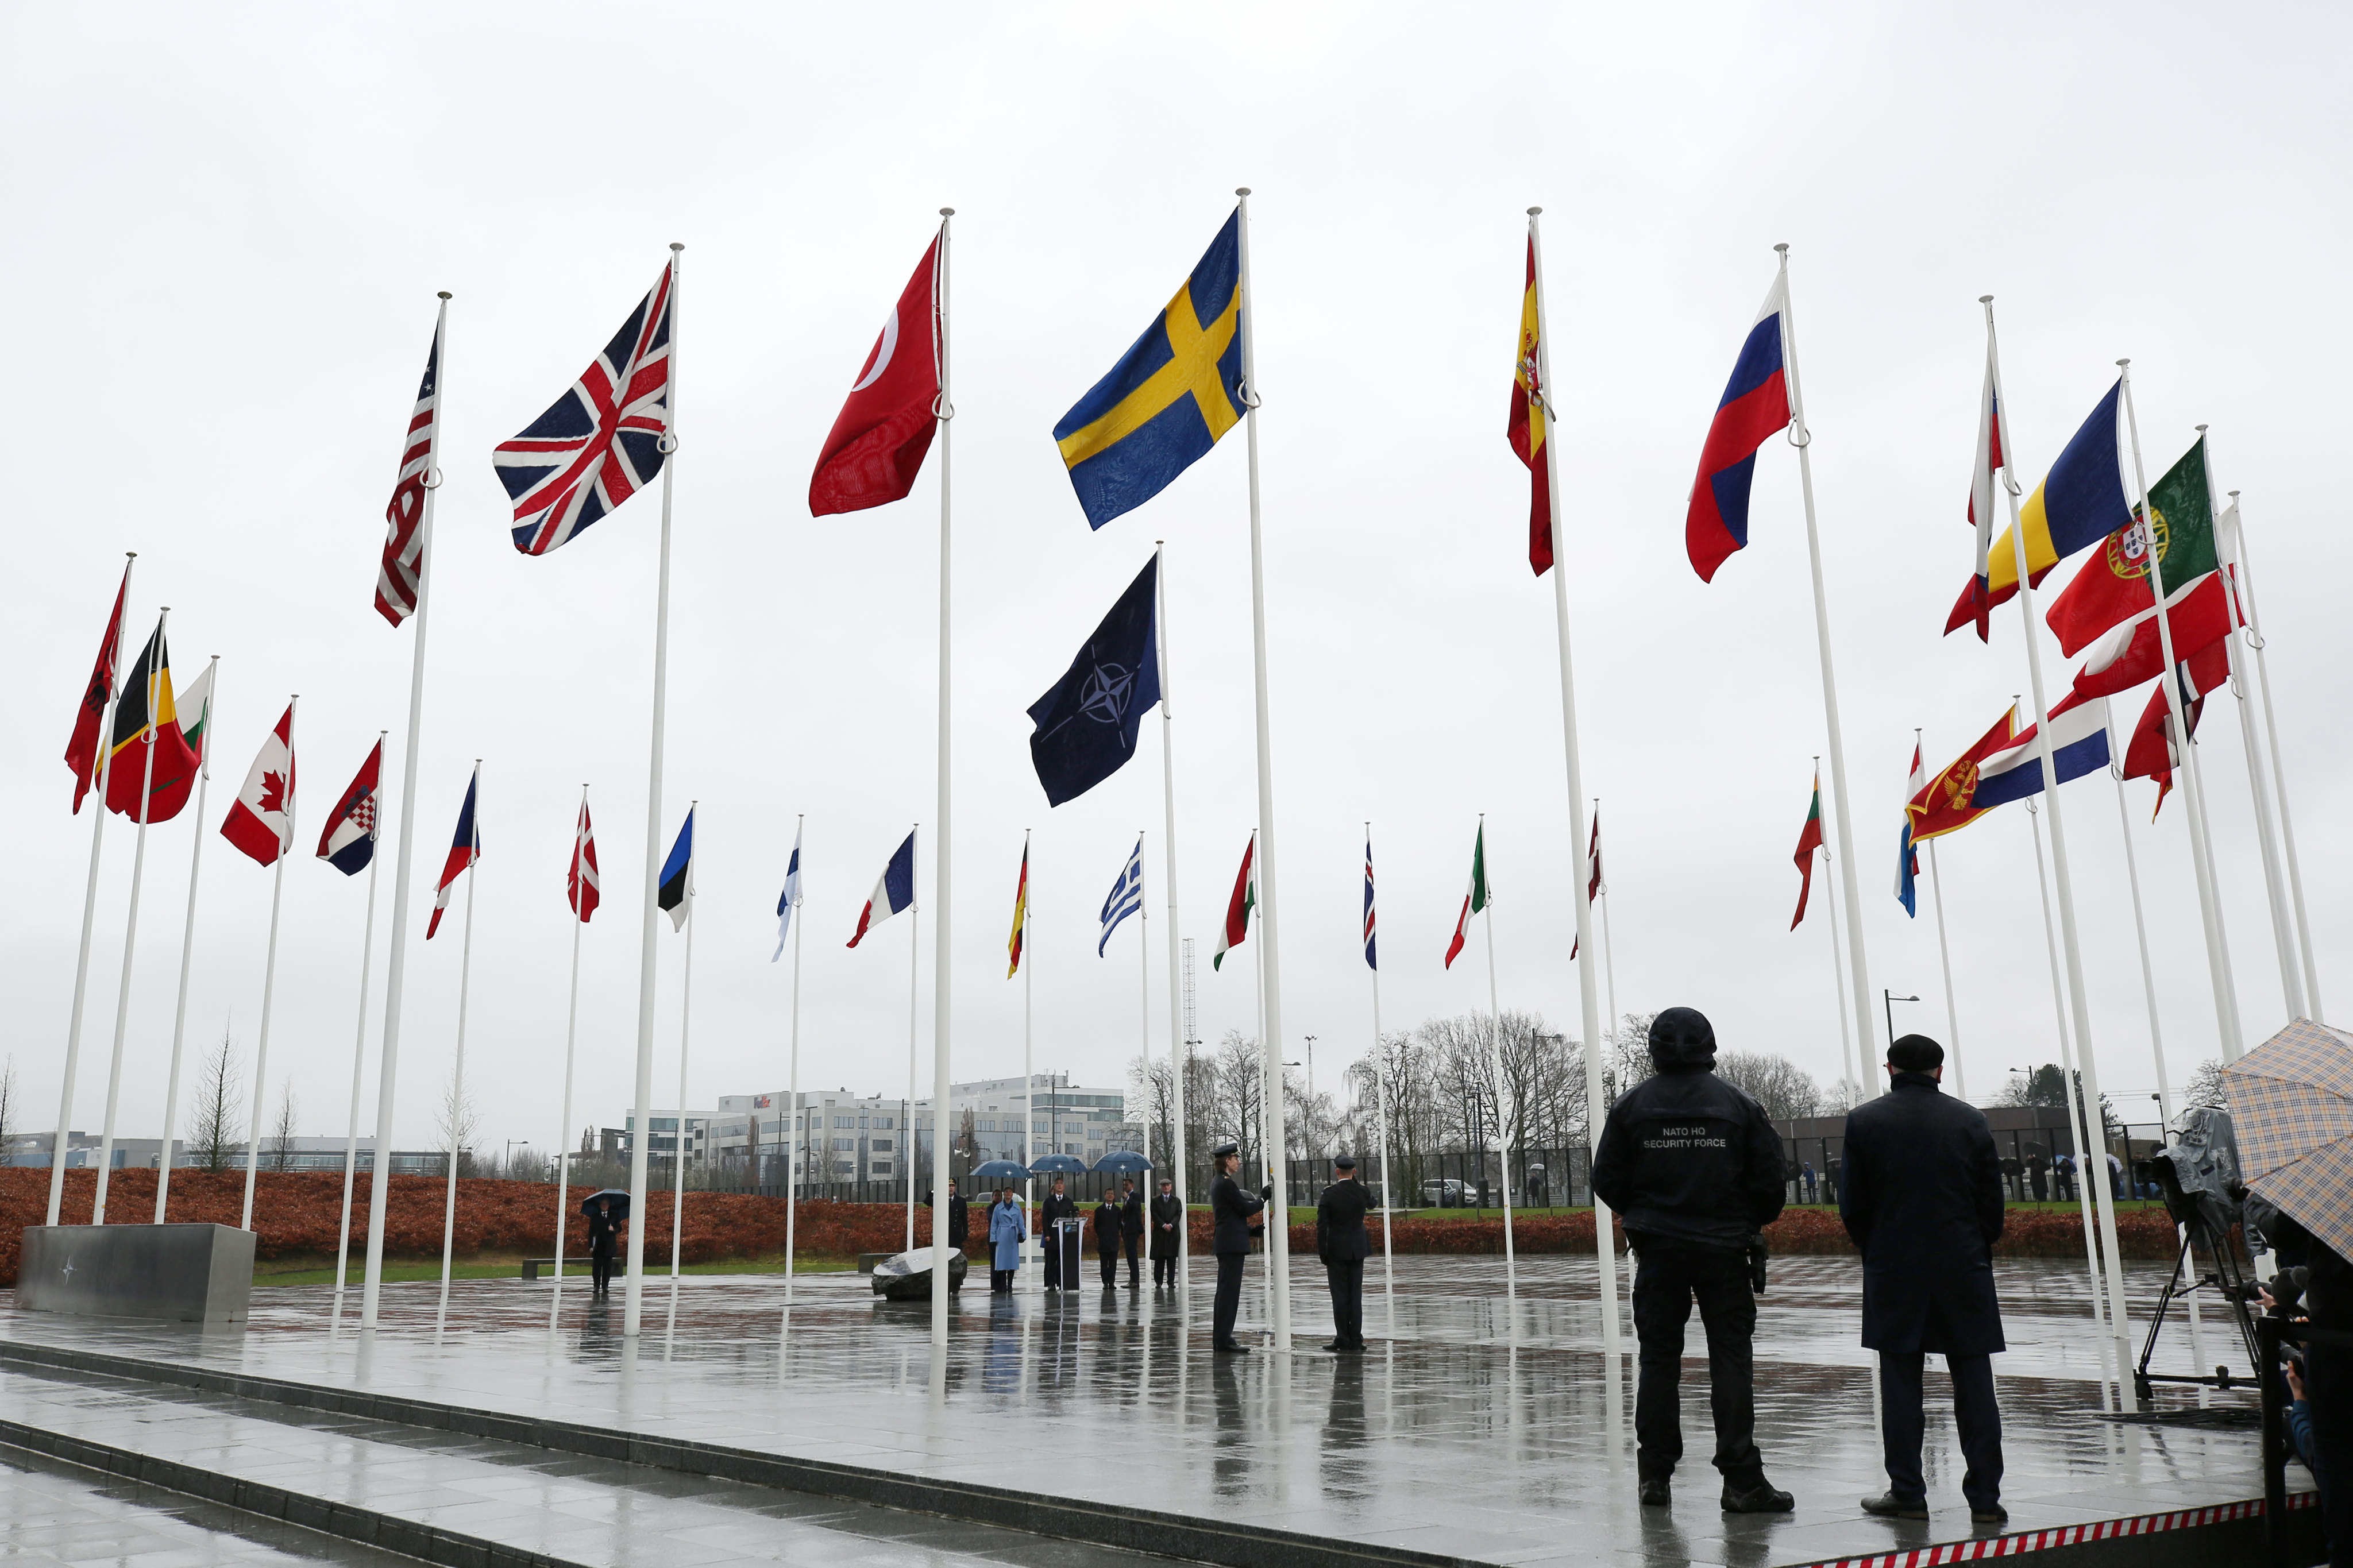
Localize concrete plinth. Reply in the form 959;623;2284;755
17;1224;254;1325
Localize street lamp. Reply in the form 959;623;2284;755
1883;990;1922;1049
1302;1037;1318;1156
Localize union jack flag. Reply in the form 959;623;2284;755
375;308;442;626
494;259;675;555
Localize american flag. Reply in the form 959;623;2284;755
495;259;675;556
1361;831;1377;972
376;311;442;626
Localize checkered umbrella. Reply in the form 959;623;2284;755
2223;1018;2353;1258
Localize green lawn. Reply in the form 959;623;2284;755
253;1253;859;1287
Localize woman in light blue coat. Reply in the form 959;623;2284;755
988;1191;1025;1293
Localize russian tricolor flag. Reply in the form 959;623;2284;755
1685;273;1792;582
847;829;915;948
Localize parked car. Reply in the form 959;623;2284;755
1419;1179;1468;1208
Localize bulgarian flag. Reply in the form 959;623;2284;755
1443;822;1490;970
1790;771;1824;930
1212;833;1255;971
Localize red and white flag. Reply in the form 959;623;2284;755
427;766;481;939
1212;833;1255;971
1570;809;1600;960
221;704;296;866
65;563;129;812
377;312;442;625
1959;337;2007;642
808;234;942;516
568;795;600;923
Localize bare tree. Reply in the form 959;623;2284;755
956;1106;979;1169
435;1072;480;1178
191;1026;244;1173
2184;1059;2228;1111
0;1054;20;1159
268;1080;300;1171
1716;1051;1823;1121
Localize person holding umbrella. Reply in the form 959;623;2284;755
1209;1139;1268;1353
988;1187;1025;1293
1150;1174;1183;1288
583;1190;627;1296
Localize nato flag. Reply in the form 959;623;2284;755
1028;557;1162;807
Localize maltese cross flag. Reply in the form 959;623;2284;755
222;704;297;866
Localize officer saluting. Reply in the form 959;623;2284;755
1208;1139;1267;1353
1316;1155;1374;1351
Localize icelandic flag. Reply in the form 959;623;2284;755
315;740;383;876
848;829;915;948
1970;697;2112;811
1361;832;1377;972
1685;272;1792;582
1098;836;1144;956
772;822;801;961
658;807;694;931
1894;741;1922;916
426;766;481;940
221;704;298;867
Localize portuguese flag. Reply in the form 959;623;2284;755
1213;833;1255;971
1790;773;1824;930
2045;437;2219;658
1443;822;1490;970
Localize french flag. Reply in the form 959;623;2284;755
315;740;382;877
847;829;915;948
1685;272;1792;582
1970;697;2111;812
426;766;481;939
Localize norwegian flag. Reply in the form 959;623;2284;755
494;259;675;555
568;793;600;923
376;311;442;626
316;740;383;876
221;704;297;867
427;765;481;939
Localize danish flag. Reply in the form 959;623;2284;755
494;259;675;556
568;794;600;923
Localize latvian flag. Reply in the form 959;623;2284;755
427;766;481;939
847;829;915;948
316;740;383;876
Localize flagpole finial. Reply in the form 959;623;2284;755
1775;242;1790;256
2196;423;2209;434
1527;206;1542;217
437;291;452;300
2230;489;2241;499
2116;358;2131;368
1235;187;1251;198
125;550;137;558
1978;294;1993;305
940;207;954;218
670;242;684;253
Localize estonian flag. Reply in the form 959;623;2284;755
658;807;695;931
848;829;915;948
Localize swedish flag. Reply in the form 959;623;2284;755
1055;210;1244;528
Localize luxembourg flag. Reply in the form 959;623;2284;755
1970;696;2111;811
315;740;382;876
1893;741;1922;916
221;704;297;866
847;829;915;948
426;766;481;939
1685;271;1792;582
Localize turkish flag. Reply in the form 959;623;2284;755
808;236;942;515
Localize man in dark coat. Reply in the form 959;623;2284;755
1208;1141;1267;1352
586;1195;623;1294
1592;1007;1792;1514
1840;1033;2007;1524
932;1180;970;1258
1149;1175;1184;1287
1093;1191;1123;1288
1118;1178;1145;1288
1040;1177;1077;1291
1316;1155;1375;1351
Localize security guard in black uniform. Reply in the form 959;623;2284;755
1316;1154;1374;1350
1592;1006;1792;1515
1208;1140;1267;1352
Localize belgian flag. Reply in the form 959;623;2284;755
105;620;201;822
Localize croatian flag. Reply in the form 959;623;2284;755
426;766;481;940
316;740;383;876
1685;271;1792;582
221;704;297;867
847;829;915;948
1970;698;2111;812
1893;742;1922;916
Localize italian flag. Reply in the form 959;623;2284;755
1791;770;1824;930
1443;822;1490;970
1213;833;1255;971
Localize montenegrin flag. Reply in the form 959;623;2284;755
1685;270;1792;582
1508;229;1555;575
221;703;296;866
1943;380;2131;635
1443;822;1490;970
1213;833;1255;972
1906;709;2019;844
1789;773;1824;930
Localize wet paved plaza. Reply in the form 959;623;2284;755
0;1253;2300;1566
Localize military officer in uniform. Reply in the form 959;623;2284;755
1150;1175;1185;1287
1316;1154;1374;1350
1208;1140;1267;1353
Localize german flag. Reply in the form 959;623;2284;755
104;620;201;821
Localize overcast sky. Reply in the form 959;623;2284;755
6;3;2346;1161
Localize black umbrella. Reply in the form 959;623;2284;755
1028;1153;1088;1175
970;1159;1032;1182
1093;1150;1152;1175
580;1188;631;1219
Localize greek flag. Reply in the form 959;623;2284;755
1098;835;1145;956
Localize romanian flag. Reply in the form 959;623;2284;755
1054;210;1245;529
105;620;202;822
1508;231;1554;574
1944;381;2131;635
1008;840;1029;978
1789;774;1824;930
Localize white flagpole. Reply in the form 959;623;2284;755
1158;547;1189;1292
550;784;587;1322
94;611;169;1226
1478;816;1518;1299
781;816;805;1341
1233;189;1293;1350
1924;836;1966;1102
1527;213;1621;1355
1779;246;1876;1067
435;762;481;1322
1593;801;1620;1045
240;695;298;1231
2223;493;2322;1020
156;654;219;1223
50;552;135;1227
332;741;388;1308
670;802;697;1295
929;208;956;1371
364;293;449;1328
1368;822;1393;1334
1023;834;1037;1291
624;245;685;1339
1139;836;1151;1110
905;826;920;1252
1821;836;1858;1103
1982;304;2132;1393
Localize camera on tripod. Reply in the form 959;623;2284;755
2135;1107;2266;1400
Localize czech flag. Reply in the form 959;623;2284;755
426;766;481;939
1685;272;1792;582
848;829;915;948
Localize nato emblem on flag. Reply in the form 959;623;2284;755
1028;557;1162;808
658;806;695;931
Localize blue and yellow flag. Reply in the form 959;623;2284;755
1054;210;1244;528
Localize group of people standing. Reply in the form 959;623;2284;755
974;1173;1189;1294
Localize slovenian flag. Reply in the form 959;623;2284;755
1685;271;1792;582
221;703;297;867
1970;697;2112;811
315;740;382;876
1894;742;1922;917
658;806;694;931
847;829;915;948
426;766;481;939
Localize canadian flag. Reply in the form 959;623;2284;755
221;704;296;866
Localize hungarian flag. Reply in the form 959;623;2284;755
847;829;915;948
1213;833;1255;971
105;620;202;822
317;740;382;876
426;766;481;939
1894;742;1923;916
657;807;694;931
2066;569;2238;702
2045;437;2217;657
1443;823;1490;969
809;234;943;516
1007;840;1029;978
221;704;297;866
568;794;600;922
1907;709;2020;843
1958;339;2007;641
1789;774;1824;930
1507;230;1554;575
66;564;129;813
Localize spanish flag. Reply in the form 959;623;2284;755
1508;231;1553;575
1944;381;2132;635
1007;839;1029;979
105;620;202;822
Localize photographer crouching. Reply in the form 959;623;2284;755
2253;1198;2353;1567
